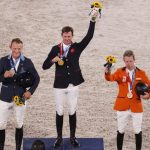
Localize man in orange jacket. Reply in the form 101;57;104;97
105;50;150;150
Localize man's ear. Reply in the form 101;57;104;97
9;44;11;49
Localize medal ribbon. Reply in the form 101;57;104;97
59;42;72;58
127;68;136;92
60;43;64;58
10;56;20;99
10;56;20;73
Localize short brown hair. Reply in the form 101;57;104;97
10;38;23;47
123;50;135;60
61;26;74;36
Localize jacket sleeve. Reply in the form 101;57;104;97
42;47;56;70
105;69;120;82
141;71;150;98
77;21;95;51
142;71;150;86
27;59;40;95
0;58;5;83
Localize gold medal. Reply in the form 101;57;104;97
58;59;64;66
127;92;133;99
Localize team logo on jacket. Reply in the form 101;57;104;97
136;78;142;81
122;76;127;82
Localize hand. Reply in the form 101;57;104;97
105;67;111;74
91;8;99;22
52;56;62;63
4;70;15;78
140;92;149;100
23;91;31;100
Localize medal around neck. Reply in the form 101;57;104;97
127;92;133;99
58;59;64;66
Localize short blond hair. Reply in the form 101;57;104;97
10;38;23;47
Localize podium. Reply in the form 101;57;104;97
23;138;104;150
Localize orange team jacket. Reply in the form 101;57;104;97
105;67;150;112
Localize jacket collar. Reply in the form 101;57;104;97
122;66;141;71
7;53;25;61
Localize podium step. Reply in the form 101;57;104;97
23;138;104;150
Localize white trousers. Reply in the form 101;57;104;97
117;110;143;134
54;84;79;116
0;100;26;130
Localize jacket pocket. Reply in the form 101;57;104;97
2;84;8;88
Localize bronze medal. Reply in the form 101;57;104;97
126;68;136;99
127;92;133;99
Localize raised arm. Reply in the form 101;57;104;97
105;68;120;82
77;21;95;51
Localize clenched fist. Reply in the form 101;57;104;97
4;69;15;78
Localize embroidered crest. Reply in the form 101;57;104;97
70;48;75;53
